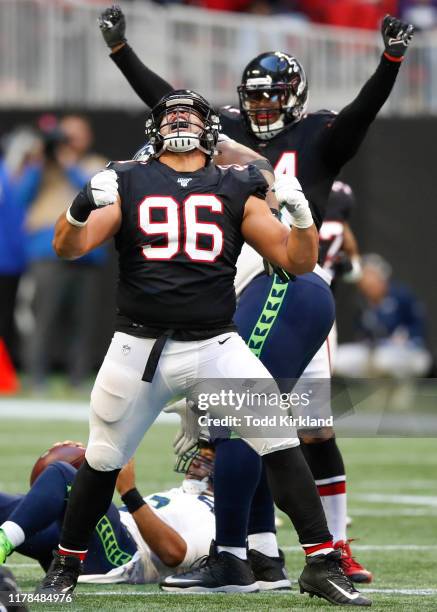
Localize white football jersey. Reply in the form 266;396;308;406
120;487;215;582
79;486;215;584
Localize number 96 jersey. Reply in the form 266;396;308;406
109;159;268;331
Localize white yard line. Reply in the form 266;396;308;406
9;543;436;570
281;544;437;552
70;588;437;596
0;400;178;423
356;493;437;507
349;508;437;516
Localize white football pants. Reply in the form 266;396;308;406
86;331;299;471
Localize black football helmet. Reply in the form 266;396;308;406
145;89;221;158
238;51;308;140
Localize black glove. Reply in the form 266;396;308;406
332;252;353;277
381;14;415;60
98;5;126;49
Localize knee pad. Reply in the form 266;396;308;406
91;359;140;424
85;444;125;472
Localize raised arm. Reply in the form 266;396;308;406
53;169;121;259
321;15;415;170
241;178;318;275
99;5;174;108
216;137;278;211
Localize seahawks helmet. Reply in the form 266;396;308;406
145;89;221;158
238;51;308;140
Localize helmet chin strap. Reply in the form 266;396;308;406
250;116;285;140
182;477;209;495
158;132;212;157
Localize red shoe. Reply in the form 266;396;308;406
334;539;373;584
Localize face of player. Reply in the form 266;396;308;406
159;108;205;137
185;447;214;494
359;265;388;304
243;89;285;125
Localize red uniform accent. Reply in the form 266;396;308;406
335;539;373;583
317;481;346;496
58;547;87;562
384;52;404;63
303;540;334;556
0;339;19;394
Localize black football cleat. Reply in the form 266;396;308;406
298;550;372;606
248;548;291;591
160;540;258;593
35;551;82;594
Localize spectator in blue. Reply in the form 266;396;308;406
335;254;432;378
0;127;41;364
24;114;108;391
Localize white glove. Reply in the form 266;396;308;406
87;169;119;207
163;399;201;456
273;175;313;229
342;255;363;283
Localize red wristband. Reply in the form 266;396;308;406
383;52;404;63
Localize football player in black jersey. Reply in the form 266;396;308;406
35;90;370;605
97;7;413;582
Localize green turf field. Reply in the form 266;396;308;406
0;414;436;610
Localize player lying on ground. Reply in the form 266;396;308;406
34;90;370;605
96;8;414;585
1;441;270;586
0;439;291;589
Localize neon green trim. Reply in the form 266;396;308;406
247;274;289;358
65;485;132;567
95;515;133;567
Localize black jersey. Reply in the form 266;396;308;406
110;45;401;229
220;107;337;229
110;159;267;332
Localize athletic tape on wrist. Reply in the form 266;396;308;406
292;209;314;229
121;488;146;514
66;207;88;227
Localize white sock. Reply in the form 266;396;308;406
316;476;347;543
217;545;247;560
1;521;25;548
247;532;279;558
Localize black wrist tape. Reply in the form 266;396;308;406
121;488;146;514
69;189;94;223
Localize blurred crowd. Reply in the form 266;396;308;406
146;0;437;29
0;116;114;393
335;254;432;379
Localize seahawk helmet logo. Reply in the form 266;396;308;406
177;177;193;188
